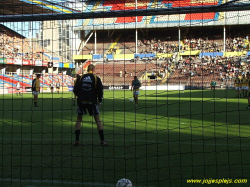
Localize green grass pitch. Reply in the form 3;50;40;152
0;89;249;187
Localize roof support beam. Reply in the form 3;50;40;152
0;3;250;22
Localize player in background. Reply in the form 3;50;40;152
210;80;216;91
234;74;242;98
241;74;248;97
73;74;80;106
131;76;141;106
246;73;250;109
50;82;54;93
247;72;250;95
56;81;60;94
73;64;107;146
32;74;41;107
16;81;21;96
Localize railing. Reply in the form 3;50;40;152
4;72;18;76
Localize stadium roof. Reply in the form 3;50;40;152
0;0;79;16
1;0;250;31
1;0;250;23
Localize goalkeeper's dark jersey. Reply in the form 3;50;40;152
75;73;103;104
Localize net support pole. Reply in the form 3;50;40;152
95;30;97;54
223;25;226;52
178;27;181;52
135;0;138;54
135;29;138;54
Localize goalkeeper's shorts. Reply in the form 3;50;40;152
133;91;140;95
77;103;100;116
32;91;39;95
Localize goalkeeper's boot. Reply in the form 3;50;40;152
101;141;107;146
73;141;79;146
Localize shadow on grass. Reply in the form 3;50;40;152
0;90;250;187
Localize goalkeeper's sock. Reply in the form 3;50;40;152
75;130;80;141
98;130;104;141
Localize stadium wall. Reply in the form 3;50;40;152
0;58;74;68
73;51;249;61
0;86;74;95
129;85;185;91
1;85;186;94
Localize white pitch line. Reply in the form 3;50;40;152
0;178;113;187
1;138;249;147
4;110;72;112
0;178;154;187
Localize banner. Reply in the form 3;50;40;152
62;87;69;91
14;59;22;65
42;61;48;66
25;87;32;92
7;87;27;93
53;62;59;67
0;88;8;94
4;58;49;66
103;85;129;90
35;60;43;66
22;59;31;65
139;85;185;91
68;86;73;91
6;59;15;64
0;58;6;64
3;58;73;68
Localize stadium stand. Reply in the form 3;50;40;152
0;24;71;65
0;74;74;88
75;25;250;88
75;60;164;86
0;23;75;92
1;1;250;90
166;55;248;89
80;0;223;29
0;25;51;61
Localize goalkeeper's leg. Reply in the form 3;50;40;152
73;94;76;106
247;93;250;109
94;114;107;146
74;115;82;146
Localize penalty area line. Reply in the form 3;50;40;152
0;178;154;187
1;138;249;147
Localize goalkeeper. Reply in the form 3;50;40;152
73;74;80;106
73;64;107;146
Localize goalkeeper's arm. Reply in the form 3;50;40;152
96;77;103;104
